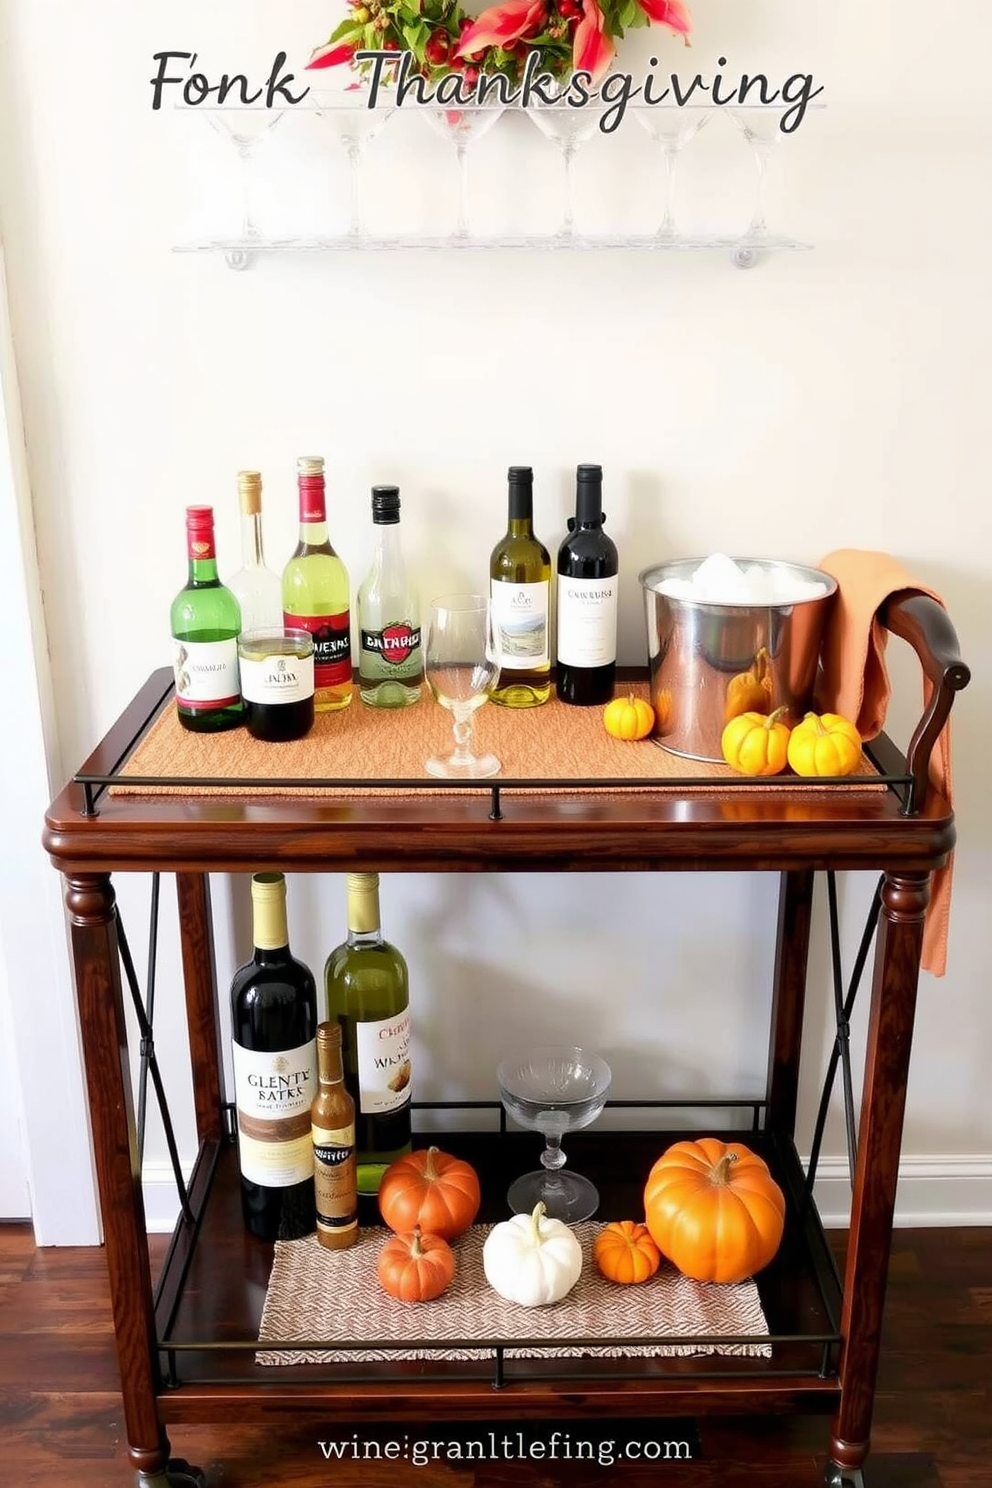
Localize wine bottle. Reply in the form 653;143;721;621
311;1021;358;1250
357;485;423;708
488;465;551;707
170;505;244;733
555;464;619;706
227;470;283;634
230;873;318;1242
324;873;412;1200
281;456;352;712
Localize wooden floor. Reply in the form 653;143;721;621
0;1224;989;1486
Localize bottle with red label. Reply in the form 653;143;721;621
356;485;422;708
170;504;244;733
282;456;352;712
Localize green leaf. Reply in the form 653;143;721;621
618;0;639;28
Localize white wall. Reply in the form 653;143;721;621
1;0;990;1237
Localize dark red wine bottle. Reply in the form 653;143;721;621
555;464;619;706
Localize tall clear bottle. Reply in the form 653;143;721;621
555;463;619;706
357;485;423;707
488;465;551;707
227;470;283;634
230;873;318;1242
324;873;412;1202
281;456;352;711
311;1022;358;1250
170;504;244;733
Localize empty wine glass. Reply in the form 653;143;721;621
422;99;505;240
527;99;607;242
425;594;501;778
634;105;709;242
498;1046;612;1222
312;83;394;240
730;106;790;249
205;106;284;242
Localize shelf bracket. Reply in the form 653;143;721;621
224;248;254;271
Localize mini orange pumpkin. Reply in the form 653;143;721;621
376;1226;455;1303
786;712;862;778
603;694;655;741
378;1146;480;1240
594;1221;661;1285
721;707;791;777
644;1138;786;1284
724;647;773;723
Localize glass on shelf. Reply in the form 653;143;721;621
526;97;609;243
633;105;710;244
309;82;394;241
424;593;501;778
729;105;793;252
203;106;285;244
498;1046;612;1223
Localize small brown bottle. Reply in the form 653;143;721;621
311;1022;358;1250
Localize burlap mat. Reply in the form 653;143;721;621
111;685;883;798
256;1222;771;1364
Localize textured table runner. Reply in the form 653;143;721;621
256;1223;771;1364
112;685;883;798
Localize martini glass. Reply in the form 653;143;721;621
498;1046;612;1222
422;99;505;241
205;107;285;244
730;106;790;254
527;99;607;243
634;106;709;243
312;84;394;240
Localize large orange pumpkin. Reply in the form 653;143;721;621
376;1226;455;1303
643;1138;786;1284
378;1146;481;1240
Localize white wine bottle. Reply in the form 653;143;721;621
488;466;551;707
227;470;283;634
282;456;352;711
324;873;411;1200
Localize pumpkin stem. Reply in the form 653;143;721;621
764;706;789;729
410;1225;424;1256
712;1152;739;1186
423;1146;440;1181
529;1202;547;1241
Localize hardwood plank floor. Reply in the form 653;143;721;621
0;1225;988;1486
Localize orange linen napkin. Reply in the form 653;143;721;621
815;549;954;977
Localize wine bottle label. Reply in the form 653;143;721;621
231;1038;317;1187
490;580;550;669
240;650;314;705
359;621;423;681
312;1120;358;1233
356;1010;412;1116
173;637;240;708
556;578;619;668
282;611;352;687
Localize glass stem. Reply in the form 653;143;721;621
750;140;773;238
541;1132;566;1172
348;144;364;238
236;141;255;241
455;144;470;239
659;144;679;239
561;144;577;238
451;709;474;764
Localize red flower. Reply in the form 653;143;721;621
636;0;692;41
457;0;547;58
572;0;614;80
307;40;357;70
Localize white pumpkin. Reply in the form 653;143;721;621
482;1202;583;1307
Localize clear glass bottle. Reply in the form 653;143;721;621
556;463;619;706
357;485;422;707
230;873;318;1242
489;465;551;707
281;456;352;712
170;505;244;733
311;1022;358;1250
324;873;412;1201
226;470;283;634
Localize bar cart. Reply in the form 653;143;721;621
41;594;969;1488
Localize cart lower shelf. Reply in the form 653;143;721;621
151;1122;844;1423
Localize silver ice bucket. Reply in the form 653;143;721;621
638;558;838;763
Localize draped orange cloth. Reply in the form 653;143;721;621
815;549;954;977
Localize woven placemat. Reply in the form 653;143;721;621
256;1222;771;1364
111;685;883;798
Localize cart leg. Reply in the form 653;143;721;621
828;870;929;1485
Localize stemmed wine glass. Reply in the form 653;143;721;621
527;98;607;243
312;84;394;240
205;107;285;243
422;99;505;241
730;106;789;250
634;106;709;243
424;594;501;778
497;1046;612;1223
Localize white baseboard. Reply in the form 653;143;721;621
141;1155;992;1235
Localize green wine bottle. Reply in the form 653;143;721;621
281;456;352;712
489;466;551;707
170;505;244;733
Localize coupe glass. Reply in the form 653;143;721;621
424;594;501;778
205;106;284;242
497;1046;612;1222
422;100;505;240
312;84;394;240
527;99;607;242
634;106;709;242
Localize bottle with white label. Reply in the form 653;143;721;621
311;1022;358;1250
170;505;244;732
488;465;551;707
230;873;318;1242
555;463;619;706
323;873;412;1201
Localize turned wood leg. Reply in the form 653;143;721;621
766;868;815;1136
828;869;929;1479
176;872;225;1144
65;874;171;1479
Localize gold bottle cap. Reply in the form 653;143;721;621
297;456;324;477
237;470;262;515
345;873;380;935
250;872;289;950
316;1020;342;1048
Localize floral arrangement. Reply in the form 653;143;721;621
308;0;691;87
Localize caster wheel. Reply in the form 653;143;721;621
824;1462;865;1488
137;1461;207;1488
